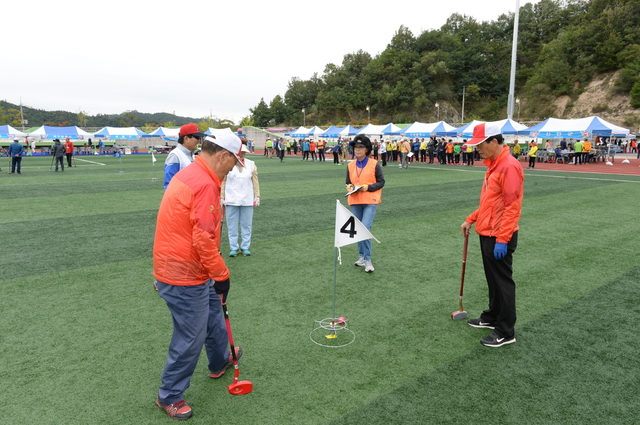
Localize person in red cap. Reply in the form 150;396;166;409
460;122;524;348
154;132;245;420
163;123;208;189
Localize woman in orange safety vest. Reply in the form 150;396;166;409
345;135;385;273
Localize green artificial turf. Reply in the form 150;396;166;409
1;154;639;424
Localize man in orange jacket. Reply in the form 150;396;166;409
153;132;246;420
460;122;524;348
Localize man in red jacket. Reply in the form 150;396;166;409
153;132;245;420
460;122;524;348
64;137;75;168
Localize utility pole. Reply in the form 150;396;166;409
461;86;466;124
20;97;25;130
507;0;521;120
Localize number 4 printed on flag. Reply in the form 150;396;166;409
334;200;380;248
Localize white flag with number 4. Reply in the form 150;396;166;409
334;200;380;248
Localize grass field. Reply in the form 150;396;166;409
1;153;639;424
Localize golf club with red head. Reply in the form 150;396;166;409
220;294;253;395
451;232;469;320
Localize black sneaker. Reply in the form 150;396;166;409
480;331;516;347
467;318;495;329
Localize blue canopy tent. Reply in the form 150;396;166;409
0;125;27;138
522;116;630;138
339;125;359;137
149;127;180;141
28;125;93;140
285;126;311;138
381;123;402;135
446;120;485;138
320;126;344;138
205;128;244;138
306;126;326;137
487;118;529;135
93;127;152;139
356;123;389;135
392;121;457;138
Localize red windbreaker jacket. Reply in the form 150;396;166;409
466;145;524;243
153;156;230;285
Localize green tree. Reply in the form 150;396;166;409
269;95;289;125
284;75;323;115
77;111;88;127
630;81;640;108
198;117;217;132
239;116;255;127
250;98;273;127
6;108;22;127
142;123;156;133
119;112;137;127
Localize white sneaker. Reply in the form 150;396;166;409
354;257;366;267
364;260;374;273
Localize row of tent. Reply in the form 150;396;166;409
285;116;633;139
0;125;239;141
1;115;633;141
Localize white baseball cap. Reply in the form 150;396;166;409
204;129;244;167
466;122;503;146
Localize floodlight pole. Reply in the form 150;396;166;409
507;0;521;120
461;87;466;124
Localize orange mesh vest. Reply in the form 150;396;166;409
348;159;382;205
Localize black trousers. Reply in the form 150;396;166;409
479;232;518;339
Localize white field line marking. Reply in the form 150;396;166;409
73;158;107;166
410;164;640;183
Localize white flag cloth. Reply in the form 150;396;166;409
152;152;157;163
334;200;380;248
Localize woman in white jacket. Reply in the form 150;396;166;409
222;144;260;257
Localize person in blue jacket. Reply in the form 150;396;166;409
8;137;24;174
163;123;207;189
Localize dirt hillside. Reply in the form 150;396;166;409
553;71;638;132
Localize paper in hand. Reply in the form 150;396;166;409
345;185;362;196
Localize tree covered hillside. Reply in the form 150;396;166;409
248;0;640;128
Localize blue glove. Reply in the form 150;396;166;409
494;242;508;260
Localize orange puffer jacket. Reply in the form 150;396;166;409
465;145;524;243
153;156;230;285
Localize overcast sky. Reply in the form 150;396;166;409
3;0;540;124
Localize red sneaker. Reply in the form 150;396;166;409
156;398;193;420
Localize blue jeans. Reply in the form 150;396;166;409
349;204;378;260
226;205;254;251
157;279;229;405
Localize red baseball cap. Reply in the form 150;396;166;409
466;122;503;146
179;123;208;138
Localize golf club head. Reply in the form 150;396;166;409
451;310;468;321
228;380;253;395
